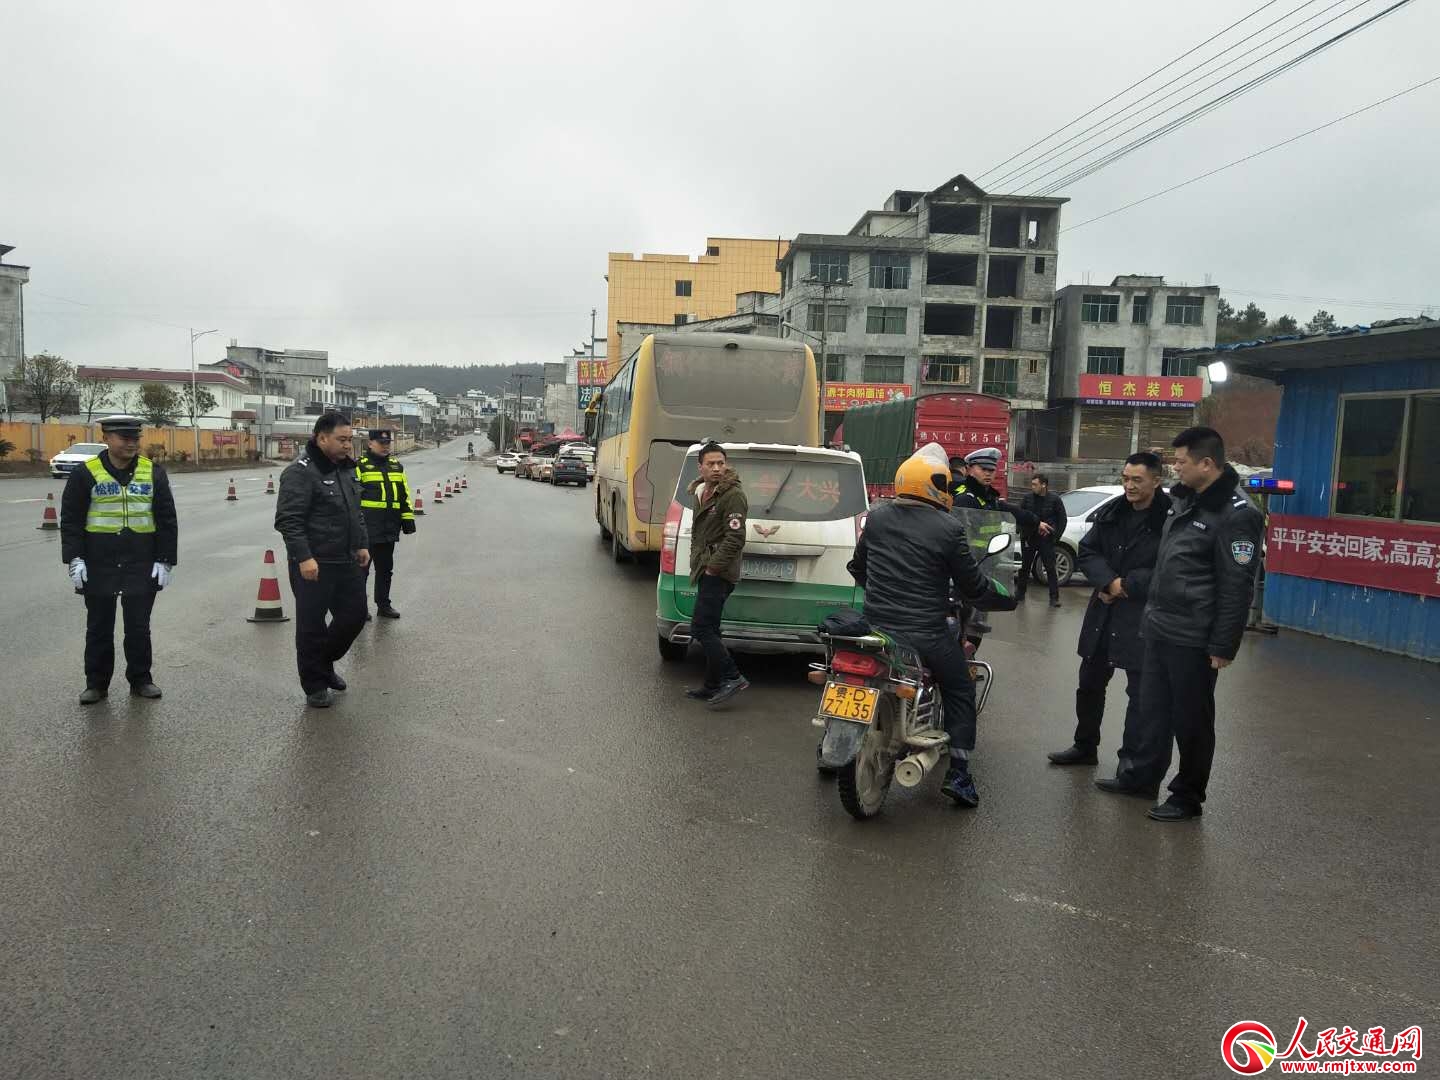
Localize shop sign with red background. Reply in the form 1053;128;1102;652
1078;374;1202;406
1268;513;1440;598
824;383;905;411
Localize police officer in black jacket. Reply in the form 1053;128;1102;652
355;428;415;620
60;414;178;704
274;412;371;708
1049;452;1170;767
1015;473;1068;607
1096;427;1264;822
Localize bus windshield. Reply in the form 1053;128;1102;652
653;345;806;415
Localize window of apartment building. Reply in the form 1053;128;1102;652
817;354;846;383
1086;347;1125;375
863;355;906;383
1335;394;1440;523
807;303;848;334
868;252;911;290
706;245;720;257
981;357;1020;397
1081;294;1120;323
1165;295;1205;326
866;306;907;334
675;280;693;297
922;357;971;385
1028;356;1041;375
1031;307;1045;325
674;314;688;325
1034;256;1046;274
810;250;849;284
1132;295;1151;324
1161;348;1199;377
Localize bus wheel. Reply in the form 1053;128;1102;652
611;500;629;563
598;494;612;541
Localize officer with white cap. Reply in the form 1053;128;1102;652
60;414;178;704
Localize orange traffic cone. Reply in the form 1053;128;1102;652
461;476;469;490
433;483;444;505
37;492;59;531
443;482;453;499
246;549;290;623
264;475;275;495
451;475;462;495
412;492;425;516
226;479;238;501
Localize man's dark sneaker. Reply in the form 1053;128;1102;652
327;672;347;692
79;686;107;705
1095;776;1159;799
1049;598;1063;609
706;677;749;707
1048;745;1098;765
1147;800;1202;822
684;686;717;701
305;688;334;708
377;605;401;619
130;683;163;699
940;766;979;807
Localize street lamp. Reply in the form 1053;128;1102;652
1207;360;1229;384
189;328;218;463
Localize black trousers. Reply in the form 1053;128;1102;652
691;573;740;689
84;588;157;689
902;627;978;755
1073;639;1142;756
1125;639;1219;808
366;542;396;607
1017;538;1060;600
288;561;368;694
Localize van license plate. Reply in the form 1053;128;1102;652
820;682;878;723
742;556;796;582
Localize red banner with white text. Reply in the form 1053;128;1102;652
1268;513;1440;598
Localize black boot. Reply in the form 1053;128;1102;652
1048;745;1098;765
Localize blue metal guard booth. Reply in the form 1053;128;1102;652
1197;318;1440;661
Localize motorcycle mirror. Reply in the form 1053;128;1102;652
986;532;1012;557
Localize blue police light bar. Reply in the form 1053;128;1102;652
1245;477;1295;493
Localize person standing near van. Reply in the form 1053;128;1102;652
685;442;749;707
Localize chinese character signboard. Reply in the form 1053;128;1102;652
1077;374;1202;407
1268;514;1440;598
577;385;599;410
823;382;906;412
576;359;610;386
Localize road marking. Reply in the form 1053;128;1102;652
5;499;46;504
1001;889;1440;1015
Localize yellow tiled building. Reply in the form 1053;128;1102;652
605;237;788;367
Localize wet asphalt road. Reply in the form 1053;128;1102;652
2;440;1438;1079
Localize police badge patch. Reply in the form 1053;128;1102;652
728;515;742;531
1230;540;1255;566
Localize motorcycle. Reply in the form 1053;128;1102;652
812;521;1016;820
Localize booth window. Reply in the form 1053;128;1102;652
1334;393;1440;523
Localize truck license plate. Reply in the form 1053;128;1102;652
820;682;878;723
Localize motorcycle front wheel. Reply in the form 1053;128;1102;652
837;695;897;820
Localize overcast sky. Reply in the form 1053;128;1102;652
5;0;1438;374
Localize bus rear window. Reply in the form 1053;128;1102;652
676;454;866;522
654;346;806;414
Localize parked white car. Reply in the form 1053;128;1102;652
49;442;108;479
495;452;520;473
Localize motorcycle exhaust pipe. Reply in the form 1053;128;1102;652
894;745;944;789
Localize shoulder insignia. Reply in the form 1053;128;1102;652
1230;539;1256;566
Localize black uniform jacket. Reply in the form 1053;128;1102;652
1075;489;1171;671
60;450;178;594
275;440;369;564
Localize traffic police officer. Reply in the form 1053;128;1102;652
60;414;178;704
355;428;415;619
274;411;370;708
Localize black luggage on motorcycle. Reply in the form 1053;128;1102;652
819;609;872;637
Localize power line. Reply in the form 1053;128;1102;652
976;0;1289;184
1029;0;1416;196
1061;72;1440;232
987;0;1339;191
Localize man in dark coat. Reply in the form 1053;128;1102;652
1048;452;1169;767
60;414;178;704
685;442;749;707
355;428;415;620
1096;427;1264;822
1015;473;1068;607
274;412;371;708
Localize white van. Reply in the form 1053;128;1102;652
656;443;868;659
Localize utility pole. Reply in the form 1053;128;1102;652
188;327;218;463
802;277;844;444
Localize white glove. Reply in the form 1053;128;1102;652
151;562;172;589
68;558;88;589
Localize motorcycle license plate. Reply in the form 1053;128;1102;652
821;682;878;723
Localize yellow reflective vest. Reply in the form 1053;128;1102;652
85;455;156;534
356;454;414;521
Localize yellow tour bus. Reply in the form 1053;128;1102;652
592;332;819;560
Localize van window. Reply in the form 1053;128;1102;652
676;453;866;522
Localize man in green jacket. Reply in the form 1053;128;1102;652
686;442;749;707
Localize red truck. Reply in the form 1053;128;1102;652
834;391;1012;499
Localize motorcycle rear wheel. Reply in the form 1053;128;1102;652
837;696;897;820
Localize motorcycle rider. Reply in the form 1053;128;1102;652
849;445;1011;808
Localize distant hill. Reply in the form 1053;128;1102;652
338;363;546;397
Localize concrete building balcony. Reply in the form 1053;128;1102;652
921;332;978;351
922;283;981;304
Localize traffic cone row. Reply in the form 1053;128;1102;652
226;479;238;501
264;475;275;495
444;482;453;499
246;549;290;623
412;492;425;515
433;483;444;504
460;476;469;490
37;492;59;531
450;475;461;496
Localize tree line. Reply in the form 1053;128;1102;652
4;353;217;427
1217;300;1338;345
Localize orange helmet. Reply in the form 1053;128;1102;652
894;454;952;510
